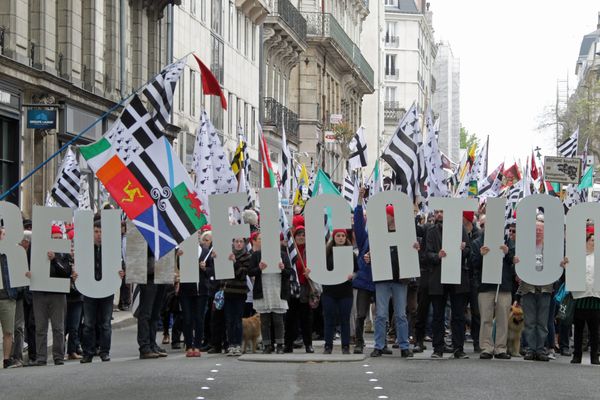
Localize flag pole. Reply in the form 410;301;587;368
0;52;194;201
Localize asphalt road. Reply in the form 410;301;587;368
1;324;599;400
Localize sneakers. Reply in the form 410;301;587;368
353;345;364;354
453;350;469;359
227;346;242;356
276;344;284;354
381;347;393;355
524;351;535;360
430;351;443;359
80;356;93;364
400;349;414;358
536;352;550;362
479;352;493;360
305;345;314;354
547;350;556;360
154;347;168;357
370;349;383;357
494;353;511;360
100;354;111;362
413;343;425;353
140;352;160;359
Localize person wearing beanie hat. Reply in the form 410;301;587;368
321;228;358;355
248;232;292;354
28;225;73;366
425;209;472;359
284;225;314;353
292;215;305;229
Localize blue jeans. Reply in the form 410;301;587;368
224;296;245;346
82;295;114;357
180;295;209;349
521;292;551;353
66;301;83;354
374;282;409;350
322;294;353;348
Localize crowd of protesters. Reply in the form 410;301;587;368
1;186;599;368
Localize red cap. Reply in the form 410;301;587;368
463;211;475;223
586;226;594;235
201;224;212;232
51;225;62;235
67;229;75;240
250;231;260;242
293;215;305;228
386;205;394;218
332;228;347;238
279;233;284;241
293;225;305;236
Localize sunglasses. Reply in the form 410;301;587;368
509;229;516;233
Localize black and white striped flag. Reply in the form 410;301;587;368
504;181;523;232
51;147;81;208
143;58;186;132
348;126;368;170
281;123;291;201
381;103;420;201
342;170;359;209
558;128;578;158
478;162;504;198
423;113;449;198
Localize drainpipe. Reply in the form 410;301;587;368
119;0;126;98
167;4;174;63
259;26;264;125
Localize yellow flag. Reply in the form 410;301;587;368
293;163;310;206
231;140;245;176
459;143;477;181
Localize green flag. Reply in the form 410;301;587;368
578;167;593;190
311;169;341;197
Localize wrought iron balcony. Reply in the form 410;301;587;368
384;101;405;122
263;97;299;142
302;12;374;90
268;0;307;44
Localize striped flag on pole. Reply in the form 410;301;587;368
258;123;276;188
342;170;359;208
51;147;81;209
281;123;292;200
558;128;578;158
381;103;420;201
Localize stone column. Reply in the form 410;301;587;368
0;0;29;64
29;0;57;73
56;0;83;84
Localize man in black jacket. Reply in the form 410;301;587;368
29;225;72;366
425;210;471;359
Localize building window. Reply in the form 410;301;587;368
244;17;249;55
201;0;206;21
179;68;185;112
210;96;224;131
384;0;396;5
190;69;196;116
229;1;234;43
385;86;396;102
251;106;256;146
212;0;222;35
0;117;19;205
385;22;397;45
228;93;235;137
237;10;243;50
385;54;396;77
185;131;195;169
211;34;224;85
251;24;256;60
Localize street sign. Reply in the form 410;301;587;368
544;156;582;184
324;131;337;143
330;114;342;124
27;109;57;129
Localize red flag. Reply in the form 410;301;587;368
501;163;521;188
192;54;227;110
530;152;539;180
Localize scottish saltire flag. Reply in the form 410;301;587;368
348;126;368;169
558;128;578;158
51;147;81;208
192;111;238;219
81;59;207;258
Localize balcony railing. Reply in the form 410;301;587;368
270;0;307;44
263;97;299;141
384;101;405;122
302;12;374;88
384;35;399;48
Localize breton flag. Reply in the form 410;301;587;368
50;147;81;209
78;174;92;210
342;170;359;209
192;111;238;219
423;114;449;197
280;123;292;200
81;58;207;259
504;180;523;231
558;128;578;158
381;103;420;201
348;126;368;169
478;162;504;198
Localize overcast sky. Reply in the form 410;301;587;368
430;1;599;169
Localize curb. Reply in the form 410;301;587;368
238;353;367;363
112;316;136;330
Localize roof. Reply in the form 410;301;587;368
386;0;420;14
579;30;600;60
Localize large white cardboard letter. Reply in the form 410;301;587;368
74;209;122;298
0;201;29;288
481;198;507;285
515;194;564;286
565;202;600;291
429;197;478;284
209;193;250;279
305;194;352;285
258;188;282;274
366;191;420;282
30;205;72;292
